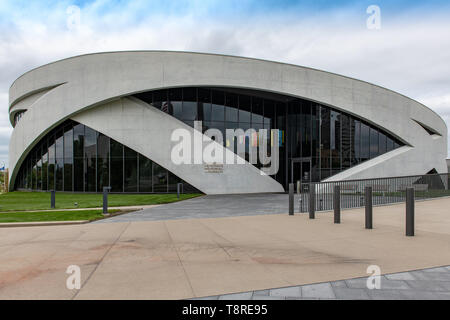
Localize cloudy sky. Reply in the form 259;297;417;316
1;0;450;167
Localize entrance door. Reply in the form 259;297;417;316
291;158;311;192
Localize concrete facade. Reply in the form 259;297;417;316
8;51;448;194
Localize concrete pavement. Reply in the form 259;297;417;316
0;197;450;299
199;266;450;300
94;194;295;223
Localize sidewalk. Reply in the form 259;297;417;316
0;197;449;299
197;266;450;300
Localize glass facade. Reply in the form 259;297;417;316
14;120;198;193
14;87;403;193
136;87;403;189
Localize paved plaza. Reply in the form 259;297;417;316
93;193;293;223
0;196;450;299
197;266;450;300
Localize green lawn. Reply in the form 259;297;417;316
0;209;120;223
0;192;202;212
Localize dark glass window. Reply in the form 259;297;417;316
168;171;182;192
139;154;152;192
353;120;360;164
379;132;387;155
251;97;263;124
48;135;55;191
332;157;341;170
211;90;225;121
321;168;331;180
370;127;379;159
32;161;37;190
134;91;153;105
73;124;84;157
320;107;331;170
110;139;123;192
205;121;225;146
56;130;64;159
198;88;211;122
301;102;311;157
42;140;48;190
181;88;197;120
26;158;31;189
73;124;84;191
55;130;64;191
311;105;320;158
288;101;300;158
124;146;138;192
311;157;320;182
84;126;97;192
152;90;167;110
341;115;351;168
74;157;84;192
386;137;394;152
168;88;182;119
238;95;251;123
330;111;341;155
225;92;238;122
153;162;168;192
64;127;73;191
360;123;370;161
36;149;42;190
330;111;341;171
264;100;275;129
202;102;212;122
97;133;109;191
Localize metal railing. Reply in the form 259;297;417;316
298;173;450;212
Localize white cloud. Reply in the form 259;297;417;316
0;4;450;169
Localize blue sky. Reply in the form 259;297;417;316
0;0;450;167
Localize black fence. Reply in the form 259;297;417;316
298;173;450;212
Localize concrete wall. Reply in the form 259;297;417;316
8;51;448;192
72;97;284;194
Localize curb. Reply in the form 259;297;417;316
0;208;141;228
0;220;90;228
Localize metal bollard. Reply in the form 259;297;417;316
103;186;111;215
289;183;294;215
406;187;415;236
177;183;183;199
334;185;341;224
309;183;315;219
299;198;303;213
50;190;55;209
365;186;373;229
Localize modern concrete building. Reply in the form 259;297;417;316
8;51;448;194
